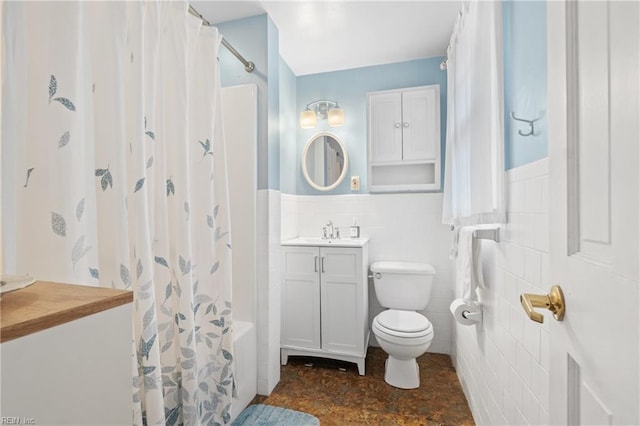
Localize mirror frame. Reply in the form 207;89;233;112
301;131;349;192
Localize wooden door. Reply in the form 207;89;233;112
545;1;639;423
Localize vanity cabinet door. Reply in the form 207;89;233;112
319;247;364;355
281;246;321;349
280;242;369;375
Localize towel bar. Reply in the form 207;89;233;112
472;228;500;242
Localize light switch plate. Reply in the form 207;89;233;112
350;176;360;191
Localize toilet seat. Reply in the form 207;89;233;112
372;321;433;346
372;310;434;344
376;310;431;333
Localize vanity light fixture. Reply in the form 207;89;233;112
300;100;345;129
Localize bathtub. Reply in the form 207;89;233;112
223;84;258;422
230;320;257;421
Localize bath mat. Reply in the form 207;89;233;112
232;404;320;425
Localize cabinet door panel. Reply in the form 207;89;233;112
320;248;363;355
322;249;358;277
283;249;317;274
282;247;320;349
281;278;320;348
402;86;440;161
322;279;359;353
369;92;403;162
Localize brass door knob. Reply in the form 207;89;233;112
520;285;565;323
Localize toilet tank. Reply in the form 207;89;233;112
370;261;436;310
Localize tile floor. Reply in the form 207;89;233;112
251;347;475;425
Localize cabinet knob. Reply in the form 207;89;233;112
403;122;410;128
394;123;401;128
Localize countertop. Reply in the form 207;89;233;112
0;281;133;343
282;237;369;248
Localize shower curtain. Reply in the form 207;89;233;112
2;2;234;424
442;0;506;226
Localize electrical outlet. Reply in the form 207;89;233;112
350;176;360;191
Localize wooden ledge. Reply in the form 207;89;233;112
0;281;133;343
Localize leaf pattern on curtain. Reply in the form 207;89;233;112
167;178;176;197
144;116;156;141
3;2;235;425
58;130;71;148
48;74;76;111
71;235;91;269
23;168;35;187
95;168;114;191
89;267;100;279
51;212;67;237
76;198;85;221
198;139;213;158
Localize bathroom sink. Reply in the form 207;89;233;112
281;237;369;247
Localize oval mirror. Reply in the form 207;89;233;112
302;132;349;191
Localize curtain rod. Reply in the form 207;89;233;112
188;4;255;73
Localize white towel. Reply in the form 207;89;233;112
449;225;460;260
456;227;485;303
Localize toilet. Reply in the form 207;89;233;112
370;261;436;389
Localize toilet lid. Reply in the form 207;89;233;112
376;310;431;333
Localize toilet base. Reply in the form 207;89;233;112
384;356;420;389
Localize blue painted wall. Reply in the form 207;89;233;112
267;19;280;190
217;2;547;193
503;0;547;169
295;58;447;195
279;59;297;195
217;14;281;190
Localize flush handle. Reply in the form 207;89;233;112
314;256;318;272
520;285;565;323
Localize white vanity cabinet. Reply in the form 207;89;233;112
280;239;369;375
368;85;441;192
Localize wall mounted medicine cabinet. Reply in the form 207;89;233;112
280;239;369;375
367;85;441;192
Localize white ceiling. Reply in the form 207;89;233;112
191;1;461;76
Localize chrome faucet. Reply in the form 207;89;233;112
323;220;334;239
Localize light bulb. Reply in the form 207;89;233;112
328;107;345;127
300;109;317;129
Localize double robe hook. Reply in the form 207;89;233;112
510;112;537;137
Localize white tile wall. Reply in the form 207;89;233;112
453;158;550;425
256;189;281;395
280;194;298;241
267;191;282;392
280;192;453;354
